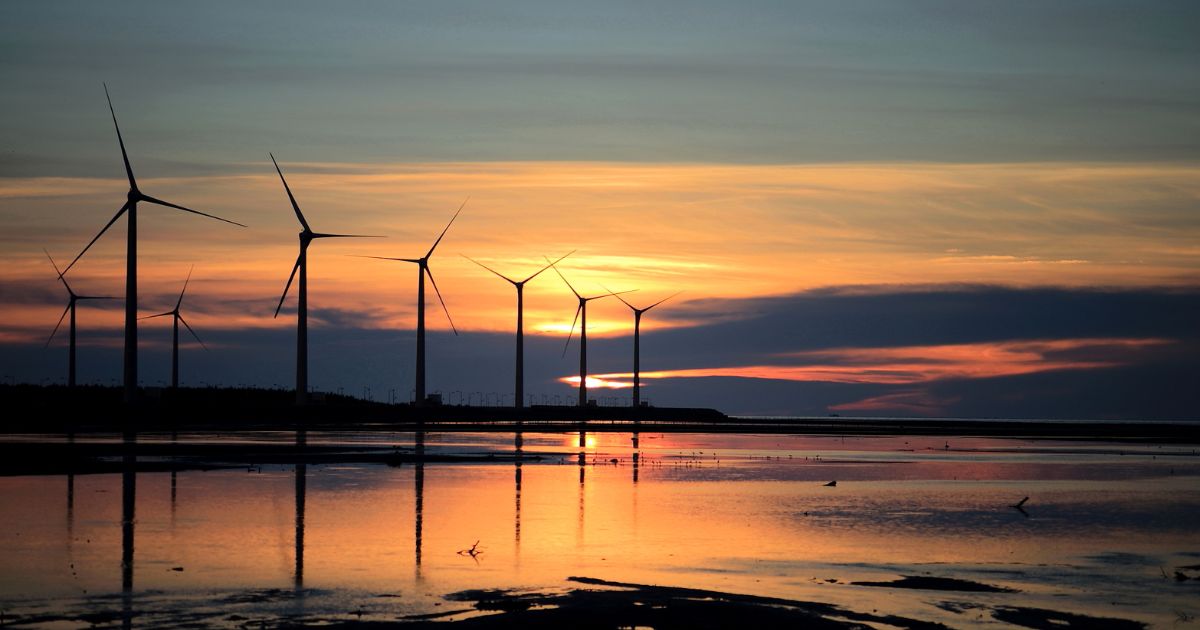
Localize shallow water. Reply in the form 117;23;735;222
1;431;1199;627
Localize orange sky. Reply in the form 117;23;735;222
4;160;1199;346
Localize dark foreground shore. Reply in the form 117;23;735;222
2;576;1154;629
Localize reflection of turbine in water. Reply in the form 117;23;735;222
295;461;306;587
463;251;571;407
121;434;136;629
170;432;178;528
632;432;640;484
44;249;114;388
608;291;680;408
271;154;382;405
359;203;465;406
514;431;523;559
139;266;206;389
62;85;245;403
549;261;632;407
66;432;76;557
577;432;586;546
66;472;75;560
294;429;307;588
414;431;426;578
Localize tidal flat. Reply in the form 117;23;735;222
1;431;1198;628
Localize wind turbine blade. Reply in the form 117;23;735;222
46;304;71;348
44;248;73;294
138;312;173;320
140;194;247;227
179;315;208;351
546;256;582;299
175;265;194;310
62;202;130;275
601;283;636;310
426;198;468;259
311;232;383;239
349;255;420;263
425;266;458;336
645;291;682;312
270;153;310;232
523;249;575;284
562;304;581;358
103;83;136;190
43;248;65;278
462;255;516;284
275;252;302;318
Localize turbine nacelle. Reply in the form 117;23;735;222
271;155;384;319
357;201;467;337
605;286;681;315
45;249;116;347
62;88;246;277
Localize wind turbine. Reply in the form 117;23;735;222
359;202;465;406
140;267;205;389
44;249;114;387
548;260;632;407
61;84;246;403
609;290;680;407
271;154;382;405
462;251;573;408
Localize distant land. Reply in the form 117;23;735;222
2;384;1197;443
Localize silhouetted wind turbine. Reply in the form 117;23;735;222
271;154;382;405
359;202;465;406
44;249;114;387
548;260;632;407
609;290;680;408
139;267;205;389
463;251;573;408
61;84;246;403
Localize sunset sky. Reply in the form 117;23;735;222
2;1;1198;417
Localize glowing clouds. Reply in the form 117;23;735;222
559;375;633;389
581;338;1173;387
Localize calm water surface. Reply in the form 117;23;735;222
1;431;1198;627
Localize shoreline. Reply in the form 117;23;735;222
3;427;1197;477
2;384;1197;442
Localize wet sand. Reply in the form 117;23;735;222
0;576;1157;628
1;431;1197;628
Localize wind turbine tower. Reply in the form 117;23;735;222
359;202;466;406
610;291;679;407
271;154;382;405
548;260;631;407
44;249;113;387
463;251;572;408
62;84;245;402
140;267;206;389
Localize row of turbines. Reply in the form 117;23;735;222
46;86;677;409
